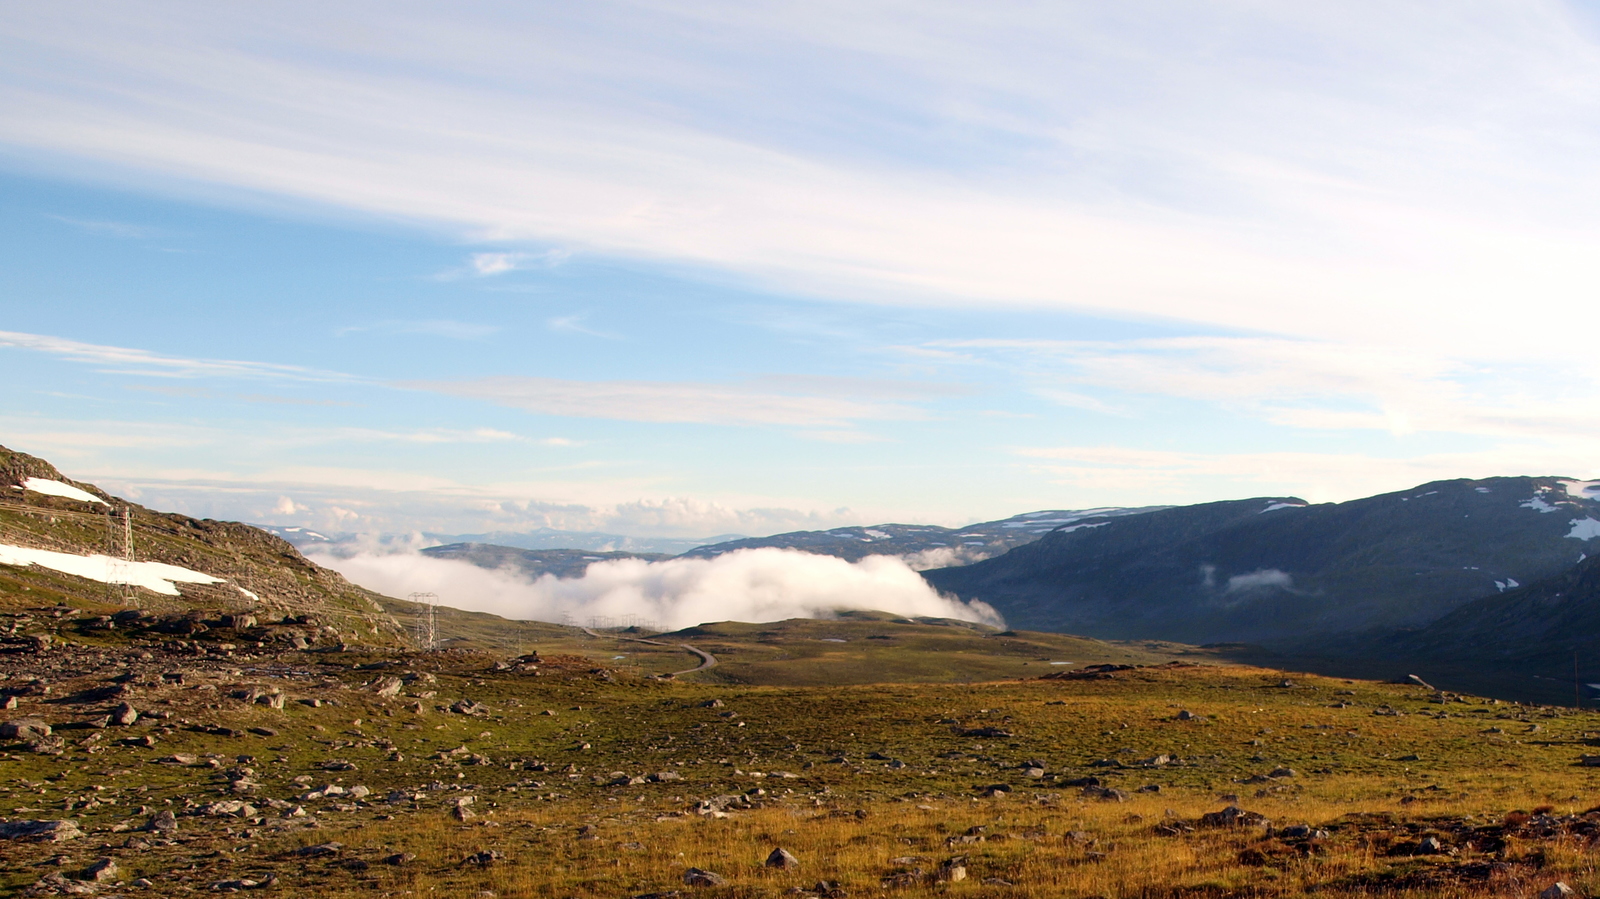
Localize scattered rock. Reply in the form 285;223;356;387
959;727;1014;738
766;847;800;869
1199;806;1270;829
292;842;343;858
1541;883;1576;899
80;858;117;883
369;677;404;698
466;850;503;866
381;852;416;866
145;810;178;833
109;702;138;726
683;868;726;887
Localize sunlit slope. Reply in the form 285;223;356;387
0;444;406;644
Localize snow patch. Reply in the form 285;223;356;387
1522;495;1559;513
1475;487;1491;493
20;478;107;506
1561;480;1600;502
1260;502;1305;513
862;529;890;540
235;586;260;603
0;543;223;595
1567;518;1600;540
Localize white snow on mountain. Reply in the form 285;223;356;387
1566;518;1600;541
0;542;222;595
19;477;107;506
1561;480;1600;502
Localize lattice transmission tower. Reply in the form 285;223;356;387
409;592;439;650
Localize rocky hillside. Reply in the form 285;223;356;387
924;477;1600;647
0;445;406;646
1390;551;1600;670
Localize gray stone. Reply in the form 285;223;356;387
0;718;52;741
765;847;800;869
1540;883;1576;899
683;868;725;887
80;858;118;883
145;810;178;833
110;702;138;726
0;819;82;842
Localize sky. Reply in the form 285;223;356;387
5;1;1600;541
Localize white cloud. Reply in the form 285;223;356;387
0;329;362;382
7;3;1600;360
311;546;1002;631
939;336;1600;443
407;376;927;427
471;252;524;276
1014;444;1600;505
1225;569;1294;594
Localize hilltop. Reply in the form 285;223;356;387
0;445;405;646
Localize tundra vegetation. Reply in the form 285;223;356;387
0;600;1597;899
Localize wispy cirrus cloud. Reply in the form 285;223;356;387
405;375;932;427
46;214;158;239
6;3;1600;361
1013;443;1600;506
933;336;1600;442
0;329;363;382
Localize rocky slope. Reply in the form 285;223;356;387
0;445;405;646
924;477;1600;646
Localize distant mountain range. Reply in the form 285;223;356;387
257;526;741;556
261;506;1171;572
676;507;1169;567
924;477;1600;648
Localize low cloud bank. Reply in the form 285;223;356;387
310;546;1003;631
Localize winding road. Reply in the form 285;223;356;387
581;627;718;677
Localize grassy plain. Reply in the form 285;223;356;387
1;607;1599;898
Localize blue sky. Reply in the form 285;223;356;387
4;2;1600;539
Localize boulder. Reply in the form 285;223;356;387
0;718;52;742
683;868;726;887
145;810;178;833
1541;884;1576;899
0;819;82;842
1199;806;1271;828
110;702;138;726
765;847;800;869
80;858;118;883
